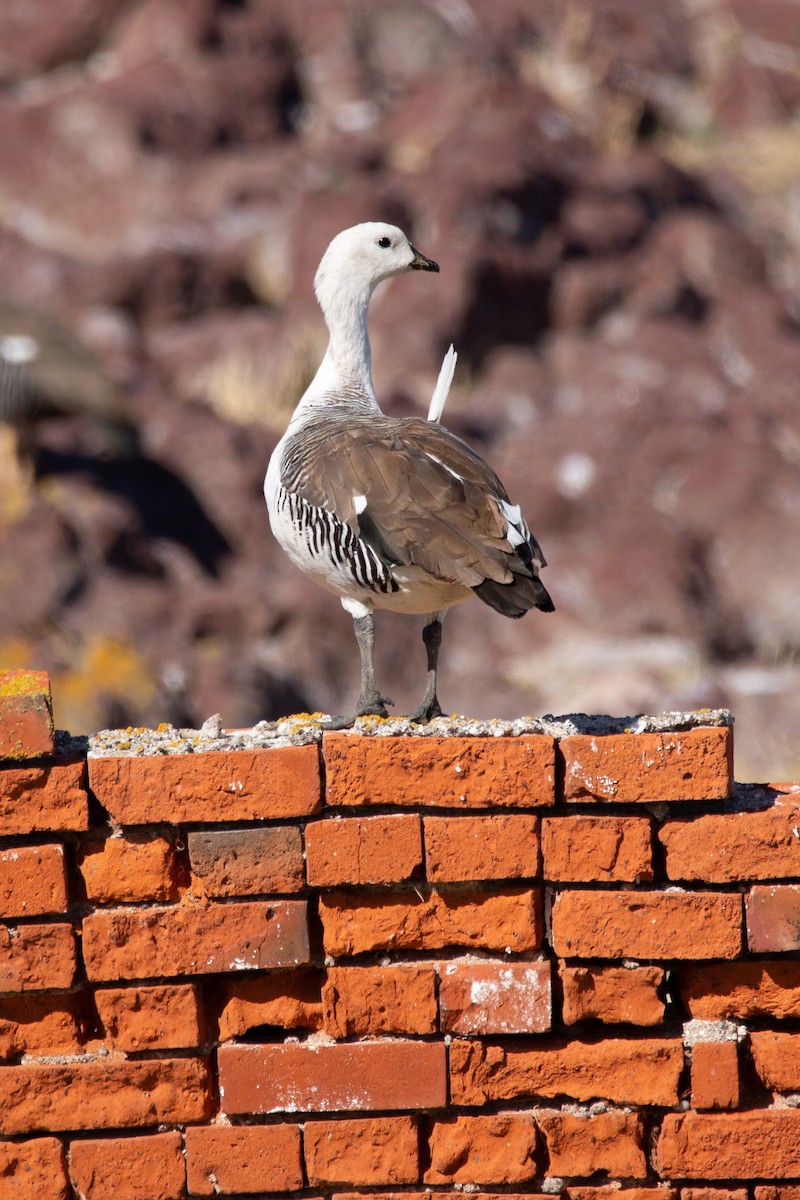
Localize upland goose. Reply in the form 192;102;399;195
265;222;554;723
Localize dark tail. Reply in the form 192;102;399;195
473;574;555;619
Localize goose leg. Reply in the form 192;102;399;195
329;610;394;727
409;615;444;722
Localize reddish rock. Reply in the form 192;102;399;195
542;815;652;882
424;814;539;882
537;1108;647;1179
323;734;556;808
0;669;53;760
425;1113;538;1185
185;1124;304;1196
438;958;551;1035
322;964;436;1037
560;963;665;1025
319;886;542;955
305;1116;419;1186
68;1132;185;1200
306;813;423;886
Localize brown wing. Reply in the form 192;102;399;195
279;412;530;588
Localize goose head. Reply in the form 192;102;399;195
314;222;438;314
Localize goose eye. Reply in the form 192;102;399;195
377;236;391;248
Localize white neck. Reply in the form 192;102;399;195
293;275;382;420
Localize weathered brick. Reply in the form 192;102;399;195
305;1116;419;1186
185;1124;303;1196
750;1031;800;1093
322;964;436;1037
218;1041;446;1113
334;1195;549;1200
0;669;54;760
425;1113;538;1184
560;963;665;1025
0;1136;68;1200
68;1132;185;1200
561;726;732;803
552;889;742;959
657;1110;800;1179
568;1190;676;1200
747;885;800;951
78;834;178;903
218;969;323;1038
0;845;67;917
424;814;539;882
0;992;81;1058
0;758;88;835
755;1188;800;1200
542;815;652;882
82;899;309;981
88;744;321;823
306;814;422;886
0;923;76;992
537;1108;646;1178
680;959;800;1019
320;887;541;956
0;1057;211;1134
94;983;204;1051
438;958;551;1035
323;733;555;808
681;1190;748;1200
661;786;800;881
450;1036;682;1106
188;826;304;895
690;1040;739;1109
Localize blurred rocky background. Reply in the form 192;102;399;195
1;0;799;779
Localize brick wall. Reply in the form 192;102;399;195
2;670;800;1200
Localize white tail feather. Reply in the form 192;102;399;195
427;344;457;423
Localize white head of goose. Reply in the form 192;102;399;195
265;221;554;724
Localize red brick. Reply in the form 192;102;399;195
0;923;76;992
323;733;555;808
657;1110;800;1179
68;1131;184;1200
568;1191;676;1200
0;670;54;760
552;889;742;959
756;1189;800;1200
0;1136;68;1200
322;964;436;1037
542;815;652;882
425;1113;538;1184
0;1057;211;1134
185;1124;303;1195
680;959;800;1019
537;1108;646;1178
560;963;665;1025
690;1040;740;1109
218;969;323;1038
661;786;800;881
87;743;321;823
561;726;732;803
78;834;178;903
82;899;309;980
218;1040;446;1113
682;1191;748;1200
438;958;551;1035
0;993;81;1058
188;826;304;895
0;845;67;917
747;885;800;951
334;1195;549;1200
450;1036;682;1106
424;814;539;882
320;887;541;956
306;814;423;886
750;1031;800;1093
0;758;88;835
94;983;204;1051
305;1116;419;1186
